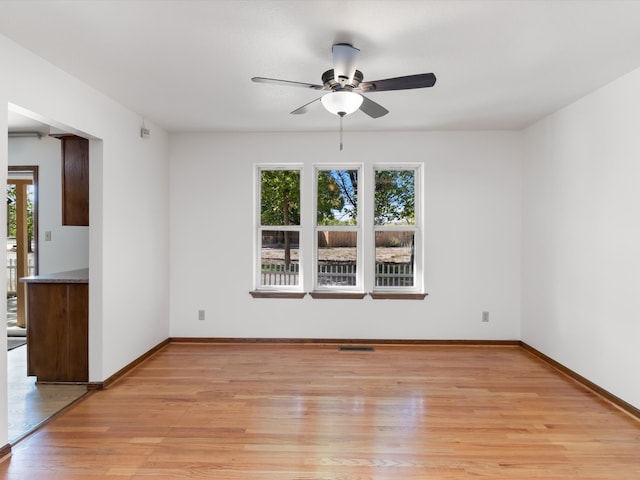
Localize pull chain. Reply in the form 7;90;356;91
339;112;345;151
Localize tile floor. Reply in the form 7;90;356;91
7;346;87;443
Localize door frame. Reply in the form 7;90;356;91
7;166;39;327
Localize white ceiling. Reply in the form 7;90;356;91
2;0;640;133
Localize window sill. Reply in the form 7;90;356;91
249;291;428;300
249;291;307;299
309;292;367;300
369;292;429;300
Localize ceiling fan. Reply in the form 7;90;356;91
252;43;437;149
252;43;436;118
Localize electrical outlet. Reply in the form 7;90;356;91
482;311;490;322
198;310;205;321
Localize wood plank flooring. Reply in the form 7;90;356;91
1;343;639;479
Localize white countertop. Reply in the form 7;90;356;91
20;268;89;284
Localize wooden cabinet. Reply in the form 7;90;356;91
55;134;89;226
23;272;89;383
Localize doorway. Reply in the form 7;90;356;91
6;109;91;443
7;166;38;342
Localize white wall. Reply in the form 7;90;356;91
0;34;171;446
169;131;522;340
9;135;89;274
522;67;640;410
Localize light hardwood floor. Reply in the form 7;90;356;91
1;343;639;479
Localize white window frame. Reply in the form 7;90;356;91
254;162;424;297
371;164;423;294
254;164;304;292
313;164;363;293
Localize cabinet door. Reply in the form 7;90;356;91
60;135;89;226
26;283;88;382
26;283;67;379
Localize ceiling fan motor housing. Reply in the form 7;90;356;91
322;69;364;91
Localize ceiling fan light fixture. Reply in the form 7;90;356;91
321;91;363;116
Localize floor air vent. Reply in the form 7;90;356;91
339;346;375;352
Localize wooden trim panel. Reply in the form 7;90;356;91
171;337;521;347
309;292;367;299
369;292;428;300
0;444;11;462
249;291;306;299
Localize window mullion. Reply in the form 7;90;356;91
362;163;375;293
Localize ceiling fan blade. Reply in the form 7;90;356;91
359;95;389;119
358;73;436;92
332;43;360;86
290;97;322;115
251;77;325;90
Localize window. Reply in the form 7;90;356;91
253;163;424;299
373;167;420;292
256;167;302;291
315;167;361;291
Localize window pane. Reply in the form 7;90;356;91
260;230;300;286
317;169;358;226
317;231;357;286
374;170;415;226
261;170;300;226
375;231;414;287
